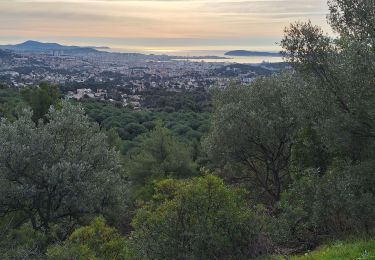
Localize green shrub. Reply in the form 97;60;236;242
128;175;271;260
275;160;375;248
0;223;56;259
47;218;128;260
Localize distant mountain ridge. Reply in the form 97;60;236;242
225;50;282;57
0;40;100;54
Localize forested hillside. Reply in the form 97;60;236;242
0;0;374;259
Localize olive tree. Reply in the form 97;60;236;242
275;0;375;244
328;0;375;44
204;74;298;204
0;101;123;232
281;2;375;160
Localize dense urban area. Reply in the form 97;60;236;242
0;45;285;110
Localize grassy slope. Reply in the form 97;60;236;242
284;238;375;260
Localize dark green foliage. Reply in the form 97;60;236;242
328;0;375;44
140;87;211;113
81;100;210;155
126;125;197;201
275;0;375;248
0;87;25;120
0;223;56;259
291;126;331;172
275;160;375;249
83;101;209;139
204;74;298;205
128;175;270;260
0;101;123;233
21;82;61;122
121;122;148;140
282;23;375;160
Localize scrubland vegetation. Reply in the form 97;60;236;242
0;0;374;259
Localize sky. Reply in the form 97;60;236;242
0;0;330;52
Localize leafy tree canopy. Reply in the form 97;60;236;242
204;73;298;205
21;82;61;123
126;124;197;201
0;101;124;233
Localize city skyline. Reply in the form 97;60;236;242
1;0;330;53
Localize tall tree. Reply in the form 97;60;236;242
276;0;375;244
204;74;297;205
281;4;375;161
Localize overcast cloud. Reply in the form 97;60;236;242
0;0;330;50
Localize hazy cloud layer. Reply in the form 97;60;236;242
0;0;329;50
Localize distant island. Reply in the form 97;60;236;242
225;50;282;57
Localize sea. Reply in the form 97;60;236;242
101;48;283;64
